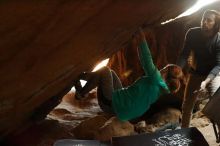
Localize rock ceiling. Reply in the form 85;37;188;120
1;0;211;138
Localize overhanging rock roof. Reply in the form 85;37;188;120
0;0;196;137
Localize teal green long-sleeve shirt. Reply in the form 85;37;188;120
112;40;169;121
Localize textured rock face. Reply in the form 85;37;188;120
73;116;134;141
73;115;109;140
95;117;134;141
0;0;199;138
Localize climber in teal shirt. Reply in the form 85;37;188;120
73;28;185;121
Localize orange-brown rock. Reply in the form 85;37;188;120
95;117;135;141
73;115;109;139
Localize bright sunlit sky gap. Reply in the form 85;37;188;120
161;0;219;25
92;58;109;72
71;58;110;92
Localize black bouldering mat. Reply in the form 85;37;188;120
112;127;209;146
53;139;110;146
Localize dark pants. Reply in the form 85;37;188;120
181;74;206;128
182;73;220;128
74;67;123;114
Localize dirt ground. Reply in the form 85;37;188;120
198;123;219;146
